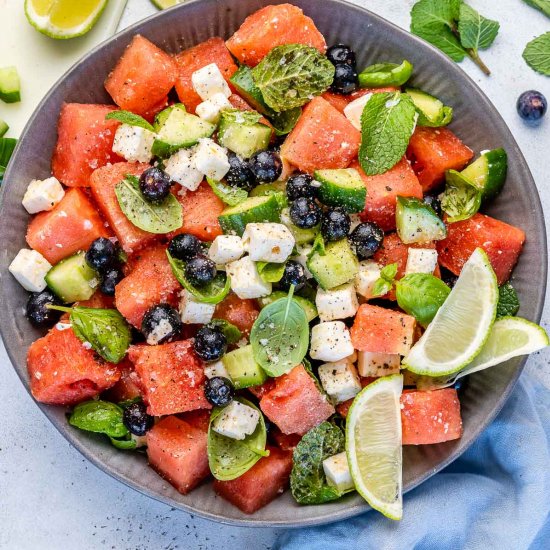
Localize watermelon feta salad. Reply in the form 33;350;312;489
8;3;548;519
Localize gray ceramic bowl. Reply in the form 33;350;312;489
0;0;546;528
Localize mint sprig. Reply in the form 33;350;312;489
523;0;550;18
106;110;155;132
372;263;399;297
523;32;550;76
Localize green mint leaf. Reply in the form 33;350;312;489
251;44;335;112
523;0;550;18
256;261;286;283
440;170;482;223
208;319;242;344
372;278;392;298
69;400;128;438
359;92;417;176
372;262;398;297
496;282;520;318
106;110;155;132
523;32;550;76
269;107;302;136
206;177;248;207
458;4;499;51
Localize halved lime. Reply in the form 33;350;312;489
346;374;403;520
151;0;186;9
25;0;108;39
403;248;498;376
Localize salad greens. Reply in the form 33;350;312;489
372;263;398;297
523;32;550;76
207;319;242;344
358;60;413;88
440;170;482;223
523;0;550;18
496;282;520;318
206;177;248;206
105;110;155;132
256;261;286;283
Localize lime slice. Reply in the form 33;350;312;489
25;0;108;39
151;0;186;9
346;374;403;520
403;248;498;376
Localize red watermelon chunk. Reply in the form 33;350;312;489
271;428;302;451
146;415;210;494
26;188;110;265
174;37;238;113
401;389;463;445
52;103;122;187
260;364;335;435
247;379;276;400
27;324;121;405
213;293;260;337
129;340;210;416
350;304;416;355
437;213;525;285
407;127;474;192
281;96;361;173
226;4;326;67
213;446;293;513
140;95;169;124
104;359;142;403
115;245;180;328
90;162;157;254
322;87;399;114
105;35;178;116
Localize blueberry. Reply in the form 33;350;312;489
321;207;351;242
122;402;154;436
279;260;307;291
517;90;547;123
349;222;384;259
25;290;62;327
249;150;283;183
100;266;124;296
168;233;201;261
185;254;217;286
139;166;172;202
441;268;459;289
286;173;317;201
226;152;255;190
423;195;443;218
330;63;358;95
204;376;234;406
85;238;118;273
289;197;322;229
326;44;356;66
193;326;227;362
141;304;182;345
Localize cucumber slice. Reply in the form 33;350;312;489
405;88;452;128
258;292;318;321
218;194;282;236
307;238;359;290
314;168;367;213
0;66;21;103
0;120;8;138
358;60;413;88
229;66;273;115
461;148;507;202
396;196;447;244
218;110;272;159
249;181;286;197
221;345;268;389
280;207;318;245
45;252;98;303
153;103;186;131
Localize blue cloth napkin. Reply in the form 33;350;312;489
276;373;550;550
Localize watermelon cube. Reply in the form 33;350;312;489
213;293;260;337
128;340;210;416
226;4;326;67
146;415;210;494
322;87;399;114
401;388;463;445
437;213;525;285
103;359;142;403
213;446;293;513
105;35;178;116
271;428;302;451
27;324;121;405
407;127;474;192
51;103;122;187
281;96;361;173
260;364;335;435
26;188;110;265
247;379;276;400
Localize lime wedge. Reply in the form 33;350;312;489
346;375;403;520
403;248;498;376
151;0;186;9
25;0;108;39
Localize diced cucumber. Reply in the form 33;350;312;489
0;119;8;138
395;196;447;244
0;66;21;104
229;65;273;115
249;181;286;197
307;238;359;290
314;168;367;213
405;88;452;128
153;103;186;131
218;110;272;159
258;292;318;321
460;148;507;201
218;194;282;236
152;108;215;157
280;207;318;245
221;345;268;389
45;252;98;303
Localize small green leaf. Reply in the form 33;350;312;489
458;4;499;51
358;60;414;88
269;107;302;136
309;232;326;257
69;400;128;438
372;262;398;297
522;0;550;18
109;436;138;450
496;282;520;318
208;319;242;344
206;177;248;206
440;170;482;223
381;262;398;280
523;32;550;76
256;261;286;283
105;110;155;132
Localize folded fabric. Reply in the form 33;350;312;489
276;373;550;550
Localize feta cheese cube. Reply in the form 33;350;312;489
310;321;354;362
204;360;231;380
226;256;272;299
212;400;260;440
164;147;203;191
343;93;373;130
358;351;401;377
208;235;244;264
195;92;232;124
316;283;359;322
323;452;355;492
318;360;362;403
9;249;52;292
112;123;156;163
179;289;216;324
355;260;382;300
242;223;295;263
405;248;438;275
191;63;232;101
22;177;65;214
193;138;230;181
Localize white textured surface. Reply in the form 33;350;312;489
1;1;549;548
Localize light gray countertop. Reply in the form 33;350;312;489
1;1;549;548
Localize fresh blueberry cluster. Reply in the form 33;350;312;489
326;44;358;95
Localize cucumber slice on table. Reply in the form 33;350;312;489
314;168;367;213
307;238;359;290
258;292;318;321
396;196;447;244
218;110;272;159
461;148;507;201
222;345;268;389
0;120;9;138
45;252;98;303
405;88;452;128
0;66;21;103
218;194;282;236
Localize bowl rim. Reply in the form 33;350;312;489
1;0;547;528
